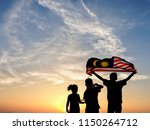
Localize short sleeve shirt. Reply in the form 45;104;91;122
103;79;127;103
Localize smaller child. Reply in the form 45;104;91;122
66;84;84;113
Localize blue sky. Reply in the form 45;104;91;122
0;0;150;112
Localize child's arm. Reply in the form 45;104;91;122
124;71;136;82
79;100;85;104
66;97;70;113
93;72;105;81
78;95;85;104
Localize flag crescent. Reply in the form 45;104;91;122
93;60;99;67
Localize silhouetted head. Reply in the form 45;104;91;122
85;78;93;88
110;73;117;81
67;84;78;93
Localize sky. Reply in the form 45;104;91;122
0;0;150;113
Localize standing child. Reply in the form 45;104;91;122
66;84;84;113
84;78;103;113
93;71;136;113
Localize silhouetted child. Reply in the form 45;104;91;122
83;78;103;113
66;84;84;113
93;71;136;113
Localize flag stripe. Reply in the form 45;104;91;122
114;65;132;69
93;68;135;72
113;57;135;71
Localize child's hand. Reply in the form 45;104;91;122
66;108;69;113
133;71;137;75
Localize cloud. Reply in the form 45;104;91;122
3;0;26;53
0;77;22;85
38;0;126;56
103;17;136;31
24;71;66;84
0;52;18;77
119;73;149;81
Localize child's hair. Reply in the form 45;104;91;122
67;84;78;91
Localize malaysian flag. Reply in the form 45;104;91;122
86;56;136;75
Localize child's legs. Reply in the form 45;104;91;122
107;103;115;113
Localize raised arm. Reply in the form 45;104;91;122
93;72;105;81
124;71;136;82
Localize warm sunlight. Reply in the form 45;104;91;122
51;95;67;113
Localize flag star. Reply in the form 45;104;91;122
101;61;109;67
